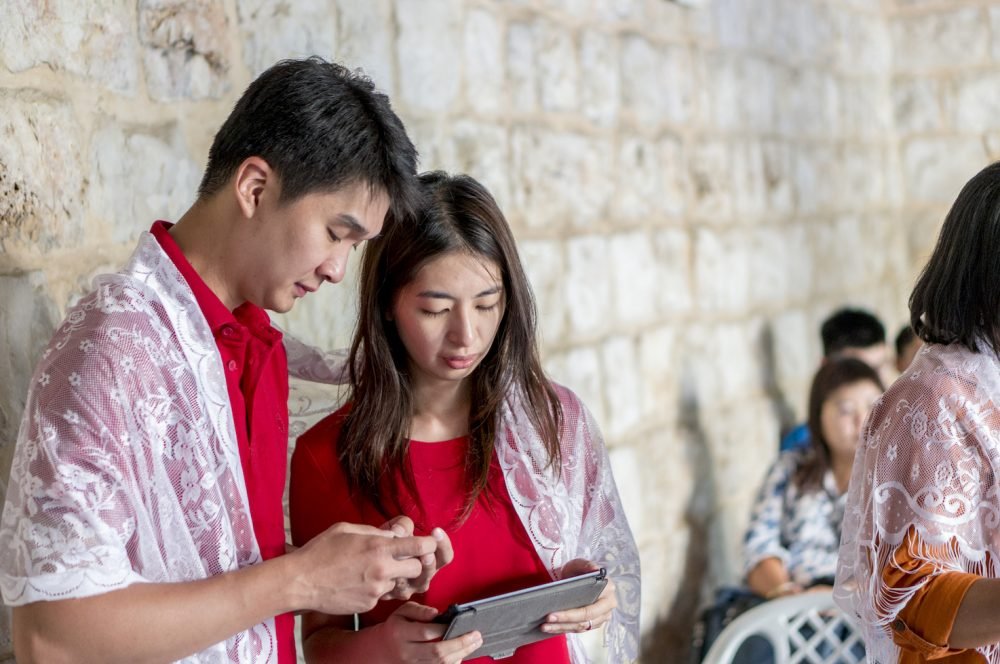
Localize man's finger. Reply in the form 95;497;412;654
380;515;415;538
386;535;437;560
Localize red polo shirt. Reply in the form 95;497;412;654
151;222;294;664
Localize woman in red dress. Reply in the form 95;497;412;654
290;171;640;663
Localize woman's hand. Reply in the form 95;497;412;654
540;559;617;635
373;602;483;664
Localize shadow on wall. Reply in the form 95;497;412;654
0;273;59;659
640;362;716;662
758;322;798;441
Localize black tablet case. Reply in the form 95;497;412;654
438;569;608;661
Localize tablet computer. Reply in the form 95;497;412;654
433;568;608;661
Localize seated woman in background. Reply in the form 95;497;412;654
289;171;640;663
744;358;884;599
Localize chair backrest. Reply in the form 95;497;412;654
700;591;865;664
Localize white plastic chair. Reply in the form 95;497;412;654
701;591;865;664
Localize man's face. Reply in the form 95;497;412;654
836;342;893;385
241;182;389;313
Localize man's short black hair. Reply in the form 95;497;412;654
910;161;1000;355
198;57;419;219
820;307;886;357
894;325;916;358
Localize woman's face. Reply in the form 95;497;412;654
390;251;505;390
820;379;883;460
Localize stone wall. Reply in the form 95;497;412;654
0;0;995;661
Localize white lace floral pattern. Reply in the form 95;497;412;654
497;384;642;663
0;232;275;663
836;342;1000;663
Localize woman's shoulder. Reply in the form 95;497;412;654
297;402;353;452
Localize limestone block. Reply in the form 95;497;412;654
905;206;947;269
761;141;794;216
638;325;678;423
986;133;1000;162
885;144;905;208
810;215;868;295
238;0;337;79
593;0;644;24
659;136;688;219
334;0;395;92
992;8;1000;62
663;45;695;126
954;71;1000;132
732;141;767;223
654;229;693;314
608;445;644;543
782;223;813;303
564;235;612;339
609;232;660;327
519;239;567;345
902;137;987;204
891;8;989;73
536;20;579;114
0;93;86;252
743;58;777;133
621;35;668;131
892;77;944;134
777;67;826;137
702;53;741;132
444;121;511;214
694;228;750;314
616;137;662;222
139;0;230;101
395;0;462;112
601;336;642;439
711;0;753;50
579;29;620;127
748;226;788;308
794;144;839;215
840;78;892;140
87;123;200;243
543;346;607;428
0;0;138;93
464;7;504;114
770;308;814;418
510;128;614;230
836;11;890;73
506;22;539;114
688;140;733;223
842;144;886;209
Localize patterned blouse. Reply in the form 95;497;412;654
743;448;846;587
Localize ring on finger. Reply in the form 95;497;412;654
585;619;593;631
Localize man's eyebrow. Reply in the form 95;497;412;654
417;286;503;300
334;214;368;236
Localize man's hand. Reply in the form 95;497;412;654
289;521;439;615
379;516;455;600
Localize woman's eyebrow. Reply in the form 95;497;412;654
416;286;503;300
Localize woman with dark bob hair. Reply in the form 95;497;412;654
836;161;1000;664
289;171;640;663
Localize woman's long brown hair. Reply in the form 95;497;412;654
338;171;564;522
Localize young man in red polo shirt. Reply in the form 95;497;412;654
0;58;480;663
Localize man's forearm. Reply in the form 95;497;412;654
13;553;298;664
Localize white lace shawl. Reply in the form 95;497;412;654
835;342;1000;663
496;384;641;664
0;232;342;663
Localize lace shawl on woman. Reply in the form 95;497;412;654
835;342;1000;663
0;232;341;663
497;384;641;663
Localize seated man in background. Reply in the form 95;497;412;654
780;307;889;452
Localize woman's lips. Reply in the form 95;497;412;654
444;355;477;369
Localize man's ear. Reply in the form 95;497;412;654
233;156;273;218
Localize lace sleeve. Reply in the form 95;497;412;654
282;332;349;385
559;386;642;663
